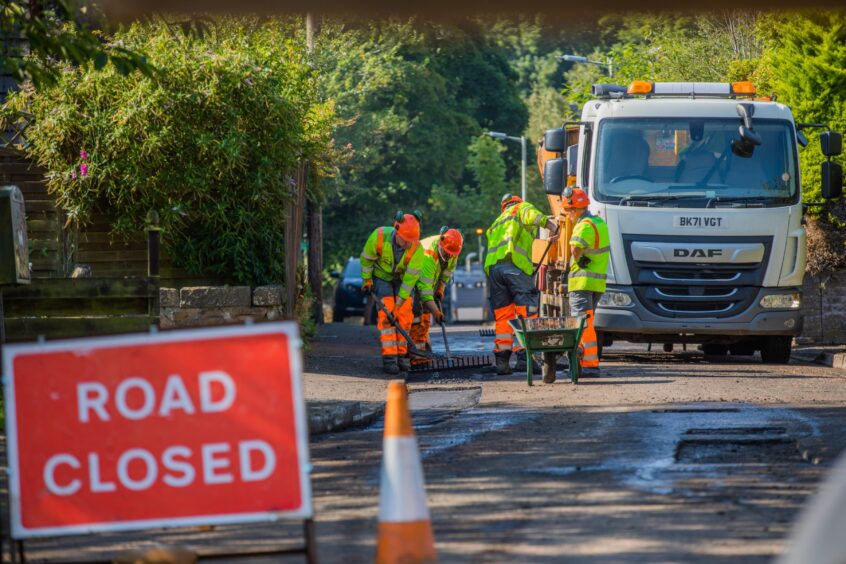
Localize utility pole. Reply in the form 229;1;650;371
305;13;324;325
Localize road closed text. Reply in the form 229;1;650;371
45;372;277;496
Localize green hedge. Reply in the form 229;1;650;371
5;19;334;284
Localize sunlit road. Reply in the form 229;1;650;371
13;324;846;563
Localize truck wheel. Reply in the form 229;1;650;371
333;308;344;323
596;331;604;360
702;344;728;356
760;336;792;364
542;353;557;384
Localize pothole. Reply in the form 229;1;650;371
675;438;804;464
652;408;740;414
685;426;786;436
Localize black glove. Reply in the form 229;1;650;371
577;256;591;269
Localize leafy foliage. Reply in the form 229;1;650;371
0;0;154;88
5;18;335;284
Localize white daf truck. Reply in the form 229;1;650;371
541;81;843;363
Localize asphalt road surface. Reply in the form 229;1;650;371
12;324;846;563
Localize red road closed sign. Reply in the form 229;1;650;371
2;323;312;538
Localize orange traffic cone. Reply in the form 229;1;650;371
375;380;437;564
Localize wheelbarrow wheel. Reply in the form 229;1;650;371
542;352;557;384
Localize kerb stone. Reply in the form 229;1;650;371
253;285;284;307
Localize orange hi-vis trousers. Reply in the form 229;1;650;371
410;312;431;350
377;295;413;357
488;261;541;353
493;304;538;353
579;309;600;368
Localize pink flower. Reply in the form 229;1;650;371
80;163;88;177
79;150;89;160
71;170;77;180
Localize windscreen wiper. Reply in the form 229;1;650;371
618;194;702;207
706;196;790;208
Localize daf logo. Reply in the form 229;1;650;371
673;248;723;258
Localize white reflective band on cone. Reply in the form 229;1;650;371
379;437;430;523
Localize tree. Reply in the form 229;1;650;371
1;0;153;88
316;20;527;267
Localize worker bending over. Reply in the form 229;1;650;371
410;227;463;353
485;194;560;375
360;211;424;375
563;187;610;376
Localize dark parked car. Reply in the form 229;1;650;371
331;258;367;322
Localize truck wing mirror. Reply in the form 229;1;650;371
544;158;565;195
821;160;843;199
544;128;567;153
732;103;761;158
820;131;843;157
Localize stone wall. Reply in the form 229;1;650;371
801;272;846;344
160;285;285;329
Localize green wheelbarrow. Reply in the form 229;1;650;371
509;316;586;386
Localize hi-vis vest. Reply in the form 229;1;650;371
568;214;610;293
484;201;547;276
360;226;423;300
416;235;458;303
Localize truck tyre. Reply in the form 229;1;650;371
542;353;557;384
729;343;756;356
596;330;604;360
333;308;344;323
702;344;728;356
760;336;792;364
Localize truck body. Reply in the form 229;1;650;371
538;81;843;363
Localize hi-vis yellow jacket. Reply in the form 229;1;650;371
484;201;547;276
416;235;458;303
360;226;424;300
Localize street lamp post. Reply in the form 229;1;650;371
561;54;613;78
487;131;527;201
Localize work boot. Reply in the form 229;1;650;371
494;351;513;375
580;366;601;378
514;350;541;372
398;355;411;373
382;355;400;375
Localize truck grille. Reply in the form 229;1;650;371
623;235;772;319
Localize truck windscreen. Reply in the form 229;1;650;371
594;118;798;207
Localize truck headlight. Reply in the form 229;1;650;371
759;292;801;309
598;291;633;307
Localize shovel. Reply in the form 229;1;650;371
436;300;452;362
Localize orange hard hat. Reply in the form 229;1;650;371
501;193;523;212
438;226;463;257
394;211;421;242
562;187;590;209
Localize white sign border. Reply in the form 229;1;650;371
2;322;313;539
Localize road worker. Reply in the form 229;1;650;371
562;187;610;376
485;194;560;375
410;227;464;354
360;211;425;375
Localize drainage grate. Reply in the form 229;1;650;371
685;426;786;436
